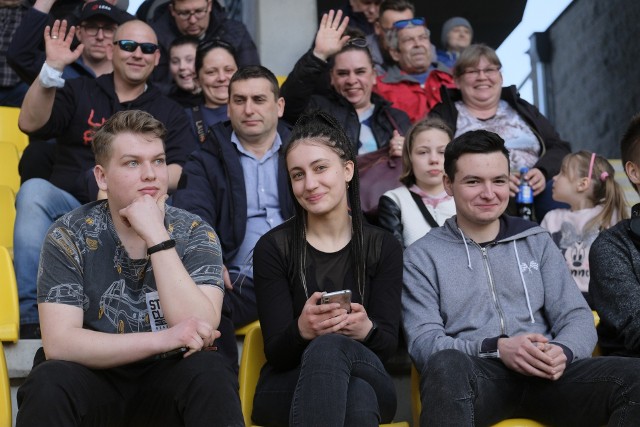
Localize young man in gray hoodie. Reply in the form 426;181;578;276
403;129;640;426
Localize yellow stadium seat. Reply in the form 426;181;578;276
0;106;28;153
235;320;260;337
0;186;15;251
0;343;11;427
593;310;601;356
0;142;20;194
0;246;19;342
276;75;286;87
238;324;408;427
411;365;546;426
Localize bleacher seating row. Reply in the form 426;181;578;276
0;106;629;427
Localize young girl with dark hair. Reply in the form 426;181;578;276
251;110;402;426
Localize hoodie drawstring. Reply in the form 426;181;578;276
458;228;473;270
513;241;535;323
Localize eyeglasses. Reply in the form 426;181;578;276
392;17;425;29
173;5;208;20
114;40;159;54
80;24;116;38
344;38;368;48
462;67;501;78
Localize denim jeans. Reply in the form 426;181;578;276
420;349;640;427
253;334;397;427
16;350;244;426
14;179;81;325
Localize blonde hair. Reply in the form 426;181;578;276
92;110;166;166
560;151;629;231
399;117;453;187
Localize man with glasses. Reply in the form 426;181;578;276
8;0;132;83
149;0;259;93
14;19;196;339
366;0;414;75
374;15;454;123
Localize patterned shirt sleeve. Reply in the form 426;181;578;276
37;225;89;310
178;216;225;293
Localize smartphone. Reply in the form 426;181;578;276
155;347;188;360
321;290;352;313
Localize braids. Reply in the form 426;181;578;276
287;110;367;301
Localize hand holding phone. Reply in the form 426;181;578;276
321;290;352;313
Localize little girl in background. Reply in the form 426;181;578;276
378;118;456;248
541;151;629;306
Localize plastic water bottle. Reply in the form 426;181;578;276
516;167;534;221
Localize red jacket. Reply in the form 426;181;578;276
375;65;455;123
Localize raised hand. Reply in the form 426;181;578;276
312;9;351;61
387;130;405;158
44;20;84;71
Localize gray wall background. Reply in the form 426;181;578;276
244;0;317;78
542;0;640;158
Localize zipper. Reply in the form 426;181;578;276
480;245;506;335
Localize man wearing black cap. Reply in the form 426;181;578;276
8;0;132;83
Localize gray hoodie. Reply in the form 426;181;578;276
403;215;596;373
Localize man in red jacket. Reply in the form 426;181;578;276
375;17;455;123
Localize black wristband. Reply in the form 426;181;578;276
363;319;378;344
147;239;176;255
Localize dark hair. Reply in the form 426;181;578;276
169;34;199;52
228;65;280;100
379;0;415;18
195;39;237;74
400;117;453;186
285;110;367;301
620;113;640;191
453;43;502;78
92;110;166;166
444;130;509;181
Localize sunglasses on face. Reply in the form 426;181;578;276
392;17;426;29
114;40;159;54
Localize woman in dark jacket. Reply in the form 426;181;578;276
430;43;571;220
281;10;410;156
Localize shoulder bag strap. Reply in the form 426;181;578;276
409;190;440;228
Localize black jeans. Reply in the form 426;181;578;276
16;350;244;427
420;349;640;427
253;334;397;427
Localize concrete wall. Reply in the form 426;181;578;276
245;0;318;77
543;0;640;158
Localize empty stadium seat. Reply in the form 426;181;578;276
0;246;19;342
0;106;28;153
0;142;20;194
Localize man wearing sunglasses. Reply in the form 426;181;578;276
148;0;259;93
15;19;196;340
374;16;455;123
366;0;415;75
8;0;131;84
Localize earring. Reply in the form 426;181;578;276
347;182;350;189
